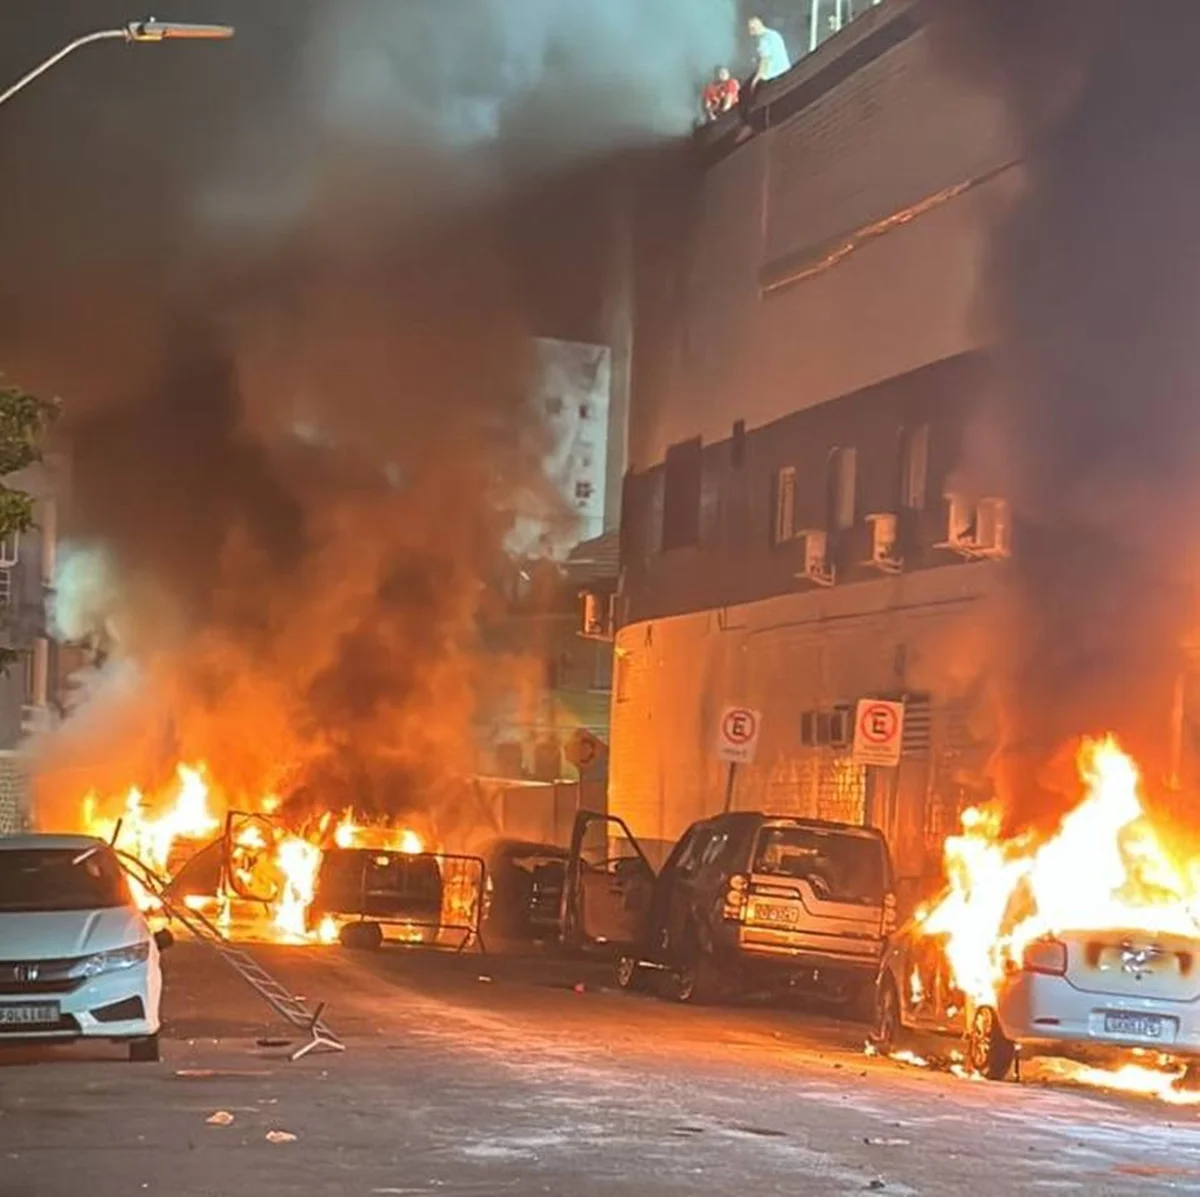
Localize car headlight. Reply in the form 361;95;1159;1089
71;941;151;979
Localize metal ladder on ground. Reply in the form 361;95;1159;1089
116;850;345;1062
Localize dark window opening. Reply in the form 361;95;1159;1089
661;438;702;551
731;420;746;468
826;446;857;532
899;424;930;511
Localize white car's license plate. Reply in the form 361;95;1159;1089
1104;1012;1164;1039
753;902;799;925
0;1003;59;1027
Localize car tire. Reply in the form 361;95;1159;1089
672;946;723;1005
615;954;647;992
968;1005;1015;1081
340;921;384;951
128;1034;160;1063
870;976;901;1054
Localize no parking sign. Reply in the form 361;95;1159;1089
716;706;762;764
852;699;905;767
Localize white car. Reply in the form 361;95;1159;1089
873;918;1200;1079
0;834;172;1061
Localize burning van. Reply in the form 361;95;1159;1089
306;847;444;949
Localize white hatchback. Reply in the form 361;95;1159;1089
874;919;1200;1079
0;834;172;1061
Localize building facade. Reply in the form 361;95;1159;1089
611;0;1025;892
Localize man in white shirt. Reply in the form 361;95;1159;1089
747;15;792;85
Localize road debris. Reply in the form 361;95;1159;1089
206;1111;235;1126
266;1130;297;1144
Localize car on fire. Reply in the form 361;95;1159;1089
562;810;896;1010
872;912;1200;1079
307;846;445;949
0;834;173;1061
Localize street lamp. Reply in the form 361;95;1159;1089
0;18;235;110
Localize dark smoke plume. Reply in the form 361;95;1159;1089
928;1;1200;823
0;0;734;832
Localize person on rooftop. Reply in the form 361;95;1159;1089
701;66;740;122
747;15;792;86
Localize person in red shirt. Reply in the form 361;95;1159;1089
701;67;740;122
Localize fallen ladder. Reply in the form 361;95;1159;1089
116;850;345;1062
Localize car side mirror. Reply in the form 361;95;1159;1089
154;928;175;952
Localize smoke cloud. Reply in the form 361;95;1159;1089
0;0;734;832
929;1;1200;823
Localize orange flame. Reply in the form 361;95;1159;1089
922;736;1200;1007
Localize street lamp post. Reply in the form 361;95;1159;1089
0;18;235;110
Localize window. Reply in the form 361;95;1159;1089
773;467;797;545
661;438;702;551
579;402;592;420
826;446;857;531
575;480;594;502
900;424;930;510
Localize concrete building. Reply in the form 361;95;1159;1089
610;0;1023;894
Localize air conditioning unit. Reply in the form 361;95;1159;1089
865;513;903;574
795;529;835;588
936;494;1012;560
579;591;616;641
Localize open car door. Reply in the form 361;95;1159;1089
561;810;656;951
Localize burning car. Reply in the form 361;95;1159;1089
872;737;1200;1081
873;916;1200;1079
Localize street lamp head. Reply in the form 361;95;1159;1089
125;18;235;43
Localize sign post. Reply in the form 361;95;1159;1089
851;699;905;768
565;729;605;811
716;706;762;813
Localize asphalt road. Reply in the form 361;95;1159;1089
3;939;1200;1196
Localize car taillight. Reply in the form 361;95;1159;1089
1022;937;1068;976
722;873;748;920
882;892;897;935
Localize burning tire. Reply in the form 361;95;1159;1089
968;1005;1015;1081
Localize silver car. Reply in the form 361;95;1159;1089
873;918;1200;1079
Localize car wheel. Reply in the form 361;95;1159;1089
128;1034;160;1063
672;946;722;1005
615;954;646;992
870;976;900;1054
340;921;384;951
968;1005;1015;1081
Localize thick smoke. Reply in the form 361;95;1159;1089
0;0;734;831
929;2;1200;823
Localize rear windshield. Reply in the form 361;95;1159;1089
0;847;130;912
752;826;887;905
318;851;442;901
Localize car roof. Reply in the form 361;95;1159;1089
0;833;111;852
703;813;885;839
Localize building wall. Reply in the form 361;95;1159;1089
632;0;1020;471
614;2;1026;883
610;559;1000;887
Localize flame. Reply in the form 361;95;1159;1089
922;736;1200;1007
273;836;323;940
79;766;431;942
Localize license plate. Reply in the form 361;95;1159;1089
753;902;799;925
1104;1012;1164;1039
0;1003;59;1027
